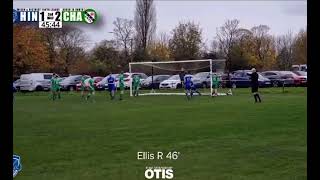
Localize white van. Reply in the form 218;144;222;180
19;73;54;91
292;64;307;72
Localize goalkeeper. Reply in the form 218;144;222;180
132;75;140;97
118;71;125;100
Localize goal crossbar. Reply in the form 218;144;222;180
129;59;225;65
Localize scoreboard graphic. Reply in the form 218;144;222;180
13;8;98;28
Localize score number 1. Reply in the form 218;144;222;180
39;9;62;28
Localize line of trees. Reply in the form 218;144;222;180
13;0;307;78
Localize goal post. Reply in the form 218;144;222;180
129;59;226;96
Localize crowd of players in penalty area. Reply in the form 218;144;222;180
48;71;136;102
12;68;262;103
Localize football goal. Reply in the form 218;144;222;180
128;59;226;96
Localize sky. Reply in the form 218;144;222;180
13;0;307;49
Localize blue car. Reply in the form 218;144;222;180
230;70;272;88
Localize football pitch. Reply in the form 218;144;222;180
13;87;307;180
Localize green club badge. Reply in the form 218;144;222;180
82;9;97;24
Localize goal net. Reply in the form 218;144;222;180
128;59;226;96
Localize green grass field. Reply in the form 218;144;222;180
13;87;307;180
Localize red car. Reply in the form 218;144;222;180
76;76;103;91
293;71;307;86
280;71;307;86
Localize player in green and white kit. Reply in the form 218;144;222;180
118;72;125;100
132;75;140;97
85;77;95;101
212;73;220;97
50;74;58;101
50;75;56;100
80;75;86;99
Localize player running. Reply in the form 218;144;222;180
118;71;125;100
132;75;140;97
184;72;193;100
107;73;116;100
85;77;95;101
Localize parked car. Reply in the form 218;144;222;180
220;73;232;88
159;74;186;89
93;76;104;89
293;71;307;84
192;72;211;88
141;75;171;89
121;73;148;88
13;79;21;91
57;77;66;82
19;73;53;91
280;71;307;86
60;75;90;91
75;76;103;91
230;70;271;88
192;72;225;88
260;71;287;87
96;74;119;90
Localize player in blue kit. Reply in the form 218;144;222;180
184;72;193;100
107;73;116;100
190;81;201;96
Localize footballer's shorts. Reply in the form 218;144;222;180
108;85;116;92
88;87;95;93
133;85;139;90
119;84;125;91
251;84;258;93
185;85;192;90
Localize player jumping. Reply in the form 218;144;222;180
107;73;116;100
118;71;125;100
132;75;140;97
